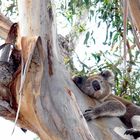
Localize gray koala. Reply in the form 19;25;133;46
73;70;140;139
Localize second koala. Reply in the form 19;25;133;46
73;70;140;139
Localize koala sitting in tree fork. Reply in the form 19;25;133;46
73;70;140;139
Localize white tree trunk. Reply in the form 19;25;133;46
17;0;95;140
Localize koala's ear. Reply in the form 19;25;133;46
72;76;87;85
100;70;114;86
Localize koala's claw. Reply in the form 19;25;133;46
83;108;94;121
85;107;93;112
124;129;140;139
83;113;93;121
124;129;133;135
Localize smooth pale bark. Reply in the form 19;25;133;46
17;0;94;140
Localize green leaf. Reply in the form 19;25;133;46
90;10;94;17
112;32;119;43
104;0;110;4
97;21;101;27
84;31;90;44
91;53;101;63
91;37;96;44
84;0;90;6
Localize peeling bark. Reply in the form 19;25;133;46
0;22;21;124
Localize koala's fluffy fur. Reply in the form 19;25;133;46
73;70;140;139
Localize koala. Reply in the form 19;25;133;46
73;70;140;139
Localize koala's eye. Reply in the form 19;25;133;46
101;71;110;80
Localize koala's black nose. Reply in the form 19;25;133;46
92;80;101;91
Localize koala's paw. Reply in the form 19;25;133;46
83;107;95;121
124;128;140;139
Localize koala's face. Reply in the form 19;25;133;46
73;70;114;100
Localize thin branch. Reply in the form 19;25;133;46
127;0;140;50
127;0;140;32
120;0;140;50
123;0;128;71
0;13;13;39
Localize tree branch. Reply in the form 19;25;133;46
127;0;140;49
0;13;12;39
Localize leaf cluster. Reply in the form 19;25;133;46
0;0;18;18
